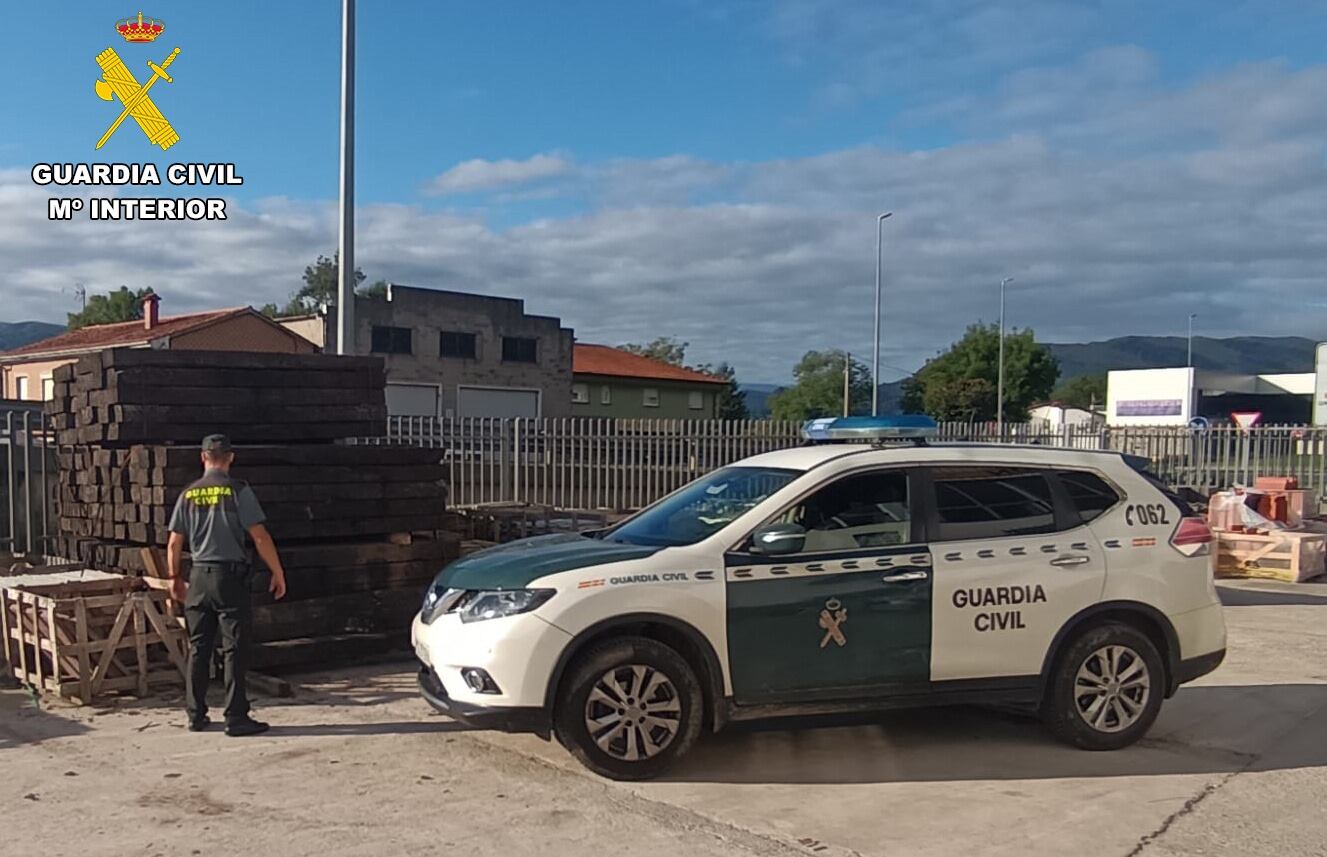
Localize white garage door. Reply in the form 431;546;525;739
457;386;540;418
385;383;440;417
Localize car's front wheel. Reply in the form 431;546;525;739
1042;622;1165;750
554;636;703;780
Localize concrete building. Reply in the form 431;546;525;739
0;296;316;401
1029;402;1104;431
572;344;728;419
1106;367;1315;427
314;284;575;418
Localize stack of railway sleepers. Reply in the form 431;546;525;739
54;445;450;556
47;349;386;445
45;348;456;670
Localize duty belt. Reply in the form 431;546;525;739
192;560;250;571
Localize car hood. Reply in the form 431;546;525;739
435;533;663;590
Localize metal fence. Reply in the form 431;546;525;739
367;417;805;509
366;416;1327;510
4;408;1322;547
0;404;57;557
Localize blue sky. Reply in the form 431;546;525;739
4;1;1327;382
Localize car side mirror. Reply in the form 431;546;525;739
750;523;806;556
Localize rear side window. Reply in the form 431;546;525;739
930;467;1057;541
1057;470;1121;524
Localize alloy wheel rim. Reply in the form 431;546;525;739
584;664;682;762
1074;644;1151;733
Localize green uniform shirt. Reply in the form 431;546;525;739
168;469;266;563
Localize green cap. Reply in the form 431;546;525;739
201;434;232;454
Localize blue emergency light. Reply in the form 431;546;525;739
800;415;938;442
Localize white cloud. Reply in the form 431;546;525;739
4;55;1327;384
424;153;574;195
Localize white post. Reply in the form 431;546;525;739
336;0;356;355
872;212;893;415
996;277;1013;438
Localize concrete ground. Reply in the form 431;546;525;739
3;579;1325;857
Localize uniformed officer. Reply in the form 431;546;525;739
167;435;288;737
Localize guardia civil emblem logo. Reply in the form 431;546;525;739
94;12;181;150
818;598;848;649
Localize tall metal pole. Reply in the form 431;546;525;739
996;277;1013;438
336;0;356;355
843;351;851;417
872;211;893;415
1187;313;1196;368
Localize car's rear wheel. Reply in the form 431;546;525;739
1042;622;1164;750
554;636;703;780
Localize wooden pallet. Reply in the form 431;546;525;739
0;576;186;704
1214;529;1327;583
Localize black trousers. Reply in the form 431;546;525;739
185;563;252;723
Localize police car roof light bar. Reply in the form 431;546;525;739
801;415;938;445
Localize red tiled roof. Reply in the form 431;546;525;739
1;308;249;359
573;344;728;385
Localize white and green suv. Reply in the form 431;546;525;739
412;417;1226;780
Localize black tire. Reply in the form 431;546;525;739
1041;622;1165;750
553;636;703;780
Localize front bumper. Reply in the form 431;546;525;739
411;607;572;711
418;666;550;736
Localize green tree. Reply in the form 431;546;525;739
1050;373;1107;411
67;286;155;330
258;303;281;318
619;336;688;367
923;377;997;421
769;350;871;421
279;253;388;315
360;280;389;300
904;323;1059;422
284;253;365;314
694;361;749;420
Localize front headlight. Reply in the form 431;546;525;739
420;583;467;624
455;589;555;623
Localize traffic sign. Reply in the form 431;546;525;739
1231;411;1262;431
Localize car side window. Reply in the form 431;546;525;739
931;466;1057;541
779;470;911;553
1057;470;1121;524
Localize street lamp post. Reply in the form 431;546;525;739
336;0;356;355
1187;313;1197;368
996;277;1014;438
872;211;893;416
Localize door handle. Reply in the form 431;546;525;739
881;570;929;583
1049;555;1090;568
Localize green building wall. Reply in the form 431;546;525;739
571;375;720;419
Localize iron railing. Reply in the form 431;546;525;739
0;403;57;557
6;408;1322;546
363;416;1327;510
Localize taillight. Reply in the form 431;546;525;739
1170;517;1213;557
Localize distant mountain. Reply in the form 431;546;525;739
1047;336;1317;381
0;321;63;352
738;383;783;418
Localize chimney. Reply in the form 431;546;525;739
143;293;160;330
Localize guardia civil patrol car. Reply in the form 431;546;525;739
412;416;1226;780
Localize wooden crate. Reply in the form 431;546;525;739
1214;529;1327;583
0;576;186;704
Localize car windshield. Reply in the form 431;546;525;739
604;466;801;547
